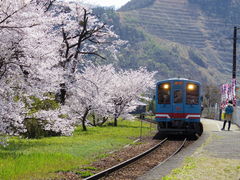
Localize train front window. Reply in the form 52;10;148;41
186;83;199;105
174;90;182;103
158;83;171;104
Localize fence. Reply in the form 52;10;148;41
202;106;220;120
203;106;240;127
233;106;240;127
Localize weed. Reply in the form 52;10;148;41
82;166;97;170
76;171;94;178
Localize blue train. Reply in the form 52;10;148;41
155;78;203;136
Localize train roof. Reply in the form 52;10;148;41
156;78;200;84
166;78;189;81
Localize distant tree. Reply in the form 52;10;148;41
203;84;221;107
202;84;221;117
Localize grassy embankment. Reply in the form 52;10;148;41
0;119;155;179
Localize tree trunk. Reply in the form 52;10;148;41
92;113;96;126
114;106;119;126
82;118;87;131
114;116;118;126
99;117;108;126
82;109;89;131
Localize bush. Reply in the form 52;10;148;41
23;118;61;138
20;95;65;138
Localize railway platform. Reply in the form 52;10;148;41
138;118;240;180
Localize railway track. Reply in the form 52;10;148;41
85;138;187;180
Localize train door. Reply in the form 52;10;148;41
172;81;184;117
157;82;172;116
172;88;184;115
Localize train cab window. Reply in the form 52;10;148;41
186;83;199;105
158;83;171;104
174;90;182;103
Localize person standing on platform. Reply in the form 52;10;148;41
221;100;234;131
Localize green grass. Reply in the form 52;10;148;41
0;120;154;180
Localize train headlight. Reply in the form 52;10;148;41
187;84;195;90
163;84;169;89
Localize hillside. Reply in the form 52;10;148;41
94;0;240;84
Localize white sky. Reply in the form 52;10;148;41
78;0;131;9
24;0;131;8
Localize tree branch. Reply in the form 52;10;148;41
0;4;27;25
44;0;56;12
79;51;106;59
0;23;40;29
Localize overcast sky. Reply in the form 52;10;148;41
76;0;131;9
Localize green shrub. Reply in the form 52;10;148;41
27;96;60;115
23;118;61;139
22;95;62;138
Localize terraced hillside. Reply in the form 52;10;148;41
117;0;240;84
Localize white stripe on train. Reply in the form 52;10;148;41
185;114;200;119
155;114;171;119
155;114;200;119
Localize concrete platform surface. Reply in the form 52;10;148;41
137;118;240;180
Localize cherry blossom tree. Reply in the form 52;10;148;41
64;64;115;131
0;0;126;139
37;1;126;131
51;1;126;106
0;0;155;143
42;1;126;132
0;0;63;139
108;68;156;126
63;63;156;130
56;2;124;72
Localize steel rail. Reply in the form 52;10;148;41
84;138;168;180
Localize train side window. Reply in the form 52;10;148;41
174;90;182;103
186;83;199;105
158;83;171;104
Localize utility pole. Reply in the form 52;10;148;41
220;26;238;120
233;26;237;79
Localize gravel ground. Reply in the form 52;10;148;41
92;135;161;171
59;133;193;180
101;140;185;180
138;133;207;180
59;134;160;179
